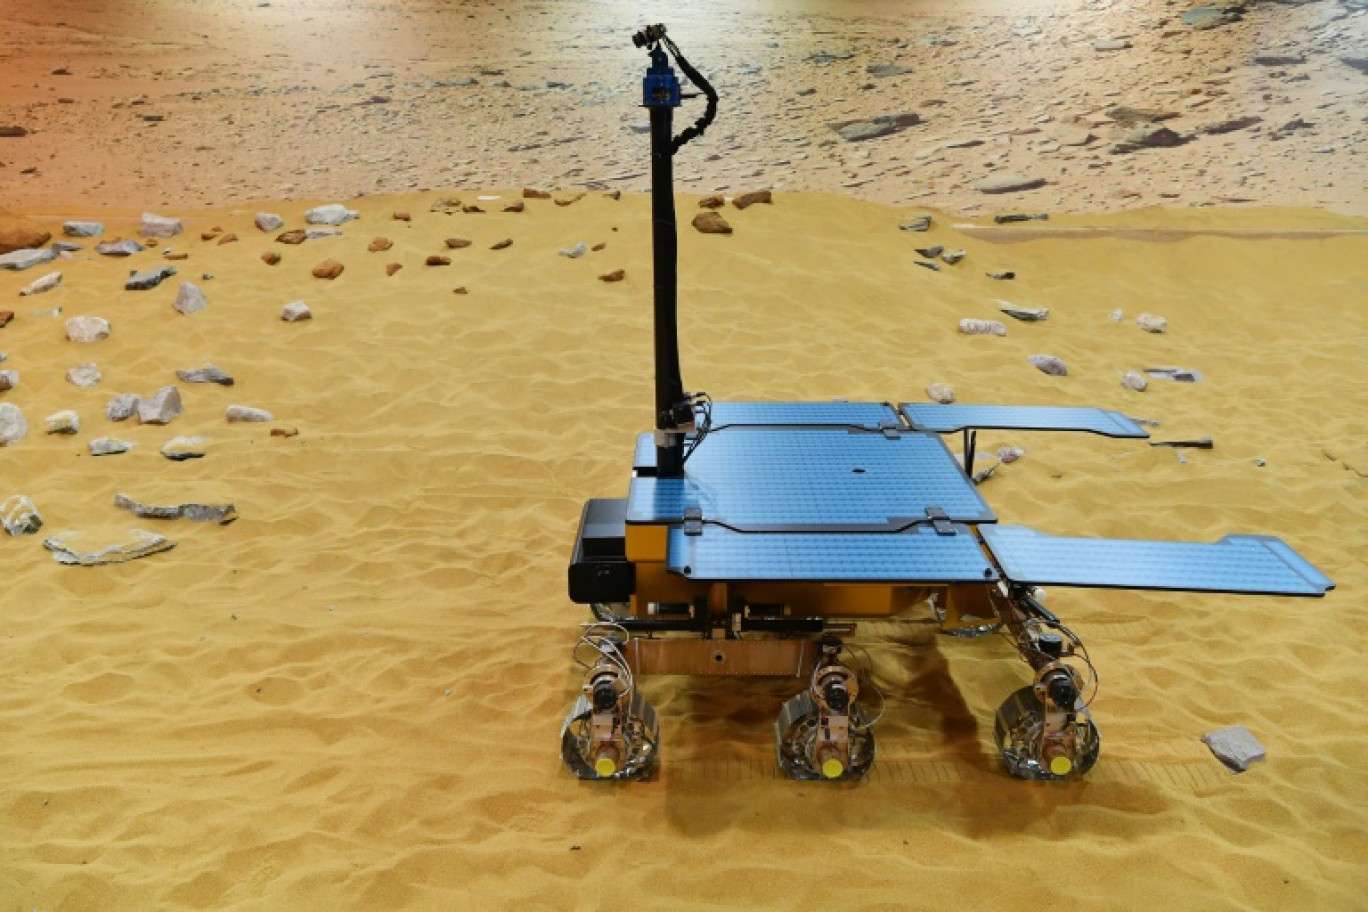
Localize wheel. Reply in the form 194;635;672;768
775;691;876;781
993;685;1100;780
559;691;659;781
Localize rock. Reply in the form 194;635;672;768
66;316;111;342
226;404;273;422
44;410;79;434
1182;7;1242;29
1112;124;1185;153
997;446;1026;464
974;174;1047;193
280;301;312;322
386;263;402;276
692;211;733;235
591;243;607;252
368;237;393;252
160;436;207;460
1;494;42;535
140;213;183;238
0;403;28;445
995;213;1049;224
305;204;358;225
523;188;551;199
926;383;956;404
599;269;626;282
733;190;773;210
699;195;726;209
490;239;513;250
1253;54;1305;67
312;259;344;279
915;260;940;271
176;364;234;386
114;493;238;524
0;210;52;254
559;242;587;259
1104;106;1178;126
959;318;1007;336
1093;39;1131;51
0;369;14;390
271;427;299;438
125;264;177;291
1342;58;1368;76
1122;370;1149;392
276;229;307;245
0;125;28;137
986;271;1016;280
0;247;58;271
900;214;932;232
452;286;468;295
1145;366;1202;383
96;238;146;256
172;282;207;315
998;302;1049;321
836;121;897;142
554;192;586;208
261;251;281;265
916;245;945;258
1029;354;1068;376
426;255;451;266
0;311;12;327
430;198;463;214
19;271;61;296
393;211;411;221
445;238;472;249
106;393;141;421
1202;725;1266;772
463;205;485;214
89;437;133;456
1109;309;1126;323
216;233;238;246
305;228;341;240
137;386;183;425
867;64;915;77
255;213;285;232
1137;313;1168;333
67;363;101;387
1197;116;1263;135
43;528;176;565
63;221;104;238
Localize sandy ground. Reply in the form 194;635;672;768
2;1;1367;910
0;191;1365;909
1;0;1366;215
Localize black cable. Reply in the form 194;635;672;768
662;36;718;154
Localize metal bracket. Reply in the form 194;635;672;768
925;506;956;536
683;506;703;536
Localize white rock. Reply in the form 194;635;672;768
2;494;42;535
926;382;956;404
559;242;588;258
255;212;285;232
19;271;62;296
106;393;141;421
44;410;80;434
89;437;134;456
43;528;176;565
140;212;184;238
137;386;184;425
0;369;16;391
65;316;111;343
1108;309;1125;322
280;301;312;322
1137;313;1168;333
226;404;274;422
67;363;102;387
958;318;1007;336
1122;370;1149;392
305;204;359;226
1029;354;1068;376
172;282;207;315
0;402;27;446
1201;725;1267;772
997;446;1026;464
161;436;207;461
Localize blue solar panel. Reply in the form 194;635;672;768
705;401;900;430
628;428;996;531
900;404;1149;438
978;525;1334;596
667;525;999;582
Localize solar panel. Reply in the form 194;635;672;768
628;427;996;531
667;524;999;582
900;404;1149;438
978;524;1335;596
704;401;901;430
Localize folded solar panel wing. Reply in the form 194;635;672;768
977;525;1334;596
900;404;1149;438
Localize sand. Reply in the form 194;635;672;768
0;190;1365;910
2;0;1368;909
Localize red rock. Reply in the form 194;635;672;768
425;255;450;266
452;286;468;295
523;188;551;199
599;269;626;282
445;237;472;249
462;205;484;214
503;200;525;213
692;211;733;235
270;427;299;438
393;211;411;221
0;208;52;254
261;251;281;266
591;243;606;252
490;238;512;250
200;231;220;241
369;237;393;252
0;311;14;328
216;232;237;245
312;258;344;279
554;192;585;207
165;252;189;261
698;195;725;209
603;190;622;201
276;229;307;245
733;190;773;210
386;263;402;276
